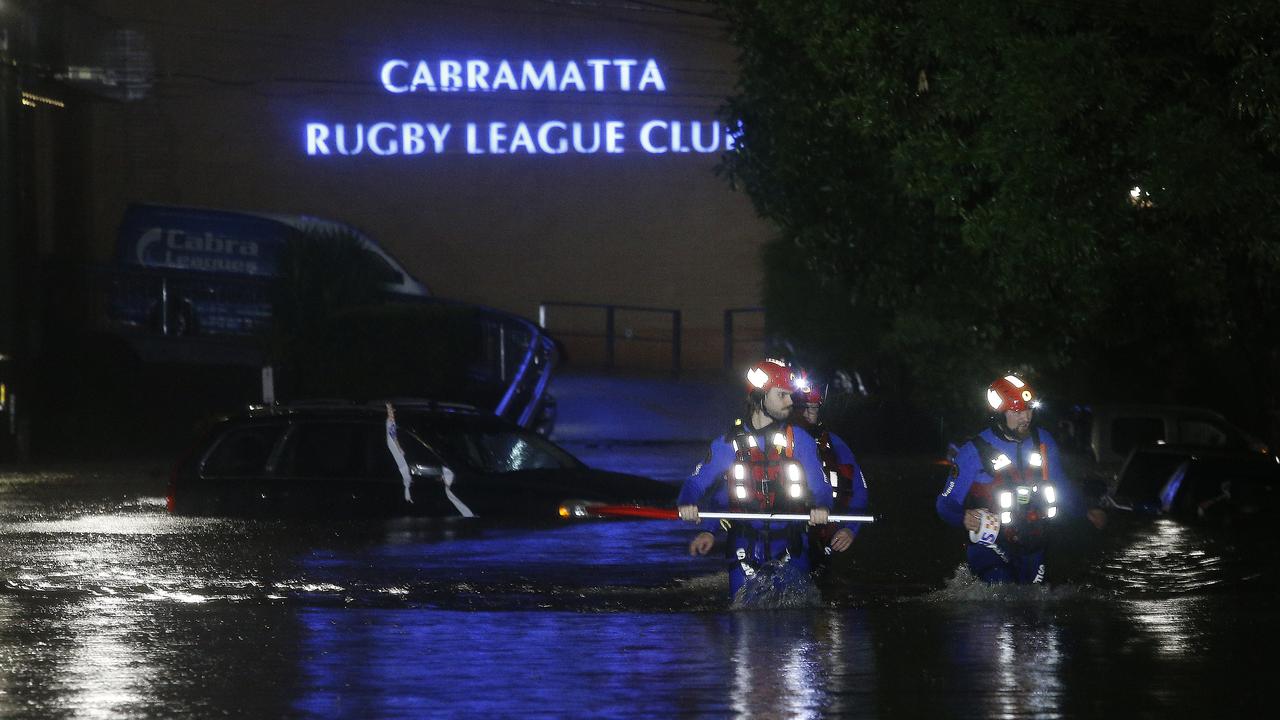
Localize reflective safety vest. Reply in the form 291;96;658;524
963;428;1058;549
725;420;812;513
813;426;854;512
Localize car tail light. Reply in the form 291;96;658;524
167;433;208;514
166;461;179;513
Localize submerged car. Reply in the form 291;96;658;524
1051;402;1272;500
1104;444;1280;522
1067;403;1268;469
168;400;676;518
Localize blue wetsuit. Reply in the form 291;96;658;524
936;426;1076;584
826;431;870;518
680;420;832;597
807;428;870;565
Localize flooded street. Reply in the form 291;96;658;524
0;447;1274;718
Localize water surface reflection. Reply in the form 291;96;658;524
0;459;1275;718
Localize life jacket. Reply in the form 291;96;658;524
962;428;1058;550
812;425;855;512
724;419;812;514
721;419;814;572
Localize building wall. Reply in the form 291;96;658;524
79;0;771;370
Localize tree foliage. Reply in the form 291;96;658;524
719;0;1280;435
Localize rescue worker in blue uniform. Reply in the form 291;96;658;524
678;359;833;598
936;375;1105;584
793;381;870;563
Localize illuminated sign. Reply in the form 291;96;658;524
304;57;735;157
379;58;667;93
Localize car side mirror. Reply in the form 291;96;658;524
411;463;443;478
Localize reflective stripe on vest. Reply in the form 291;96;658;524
965;429;1057;545
814;426;857;510
726;421;810;512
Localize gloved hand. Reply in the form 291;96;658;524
678;504;700;522
809;507;829;526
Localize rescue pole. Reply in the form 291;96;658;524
564;503;875;524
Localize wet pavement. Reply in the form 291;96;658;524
0;449;1275;718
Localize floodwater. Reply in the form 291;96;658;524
0;446;1274;718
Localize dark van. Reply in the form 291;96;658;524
111;203;429;336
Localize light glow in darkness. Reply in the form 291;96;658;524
303;57;735;157
379;58;667;94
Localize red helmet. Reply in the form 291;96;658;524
791;370;820;403
987;375;1036;413
795;376;823;407
745;359;795;394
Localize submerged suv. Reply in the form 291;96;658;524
1083;404;1280;520
168;401;675;518
1084;404;1267;468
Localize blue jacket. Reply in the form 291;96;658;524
828;432;868;505
824;430;870;537
679;420;832;534
936;426;1079;528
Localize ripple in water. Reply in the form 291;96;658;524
912;564;1102;604
731;561;823;610
1090;517;1273;596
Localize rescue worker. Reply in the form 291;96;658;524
678;359;833;598
936;375;1105;584
793;380;869;561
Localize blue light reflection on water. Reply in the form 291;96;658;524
293;517;723;611
3;459;1279;718
287;592;1274;719
293;608;878;719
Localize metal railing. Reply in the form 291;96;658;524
538;301;681;374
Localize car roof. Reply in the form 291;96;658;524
1088;404;1229;421
223;399;508;428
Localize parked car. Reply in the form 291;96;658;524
168;400;676;518
1105;444;1280;522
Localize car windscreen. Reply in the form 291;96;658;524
406;422;580;474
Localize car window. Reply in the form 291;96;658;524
1116;450;1187;500
277;422;373;479
343;245;401;285
1111;416;1165;454
366;422;404;479
358;249;404;285
392;429;446;467
203;424;286;477
1177;419;1229;448
414;425;578;474
369;422;452;479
